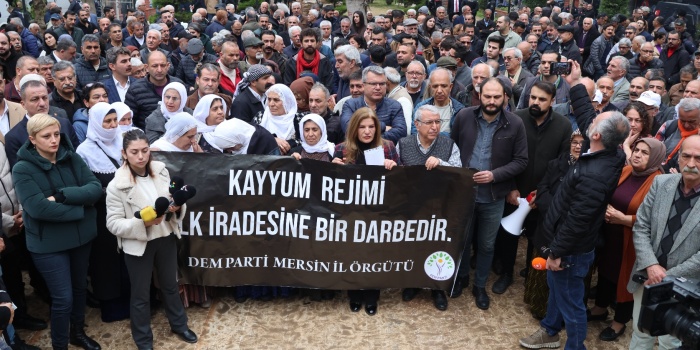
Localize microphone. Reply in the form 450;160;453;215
172;185;197;206
531;257;547;270
169;176;185;195
134;197;170;222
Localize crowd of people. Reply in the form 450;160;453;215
1;0;700;349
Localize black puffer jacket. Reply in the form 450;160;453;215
540;83;626;258
74;57;112;91
124;75;184;129
626;56;663;81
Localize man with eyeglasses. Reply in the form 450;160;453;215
628;42;663;80
493;80;572;295
656;97;700;171
401;61;427;105
397;104;461;312
502;47;533;104
340;66;407;143
661;31;691;88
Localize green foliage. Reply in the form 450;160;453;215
523;0;548;8
599;0;629;18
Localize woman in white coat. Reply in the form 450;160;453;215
105;129;197;350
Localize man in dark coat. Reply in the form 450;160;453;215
661;31;691;88
282;28;334;89
231;64;273;123
575;17;600;65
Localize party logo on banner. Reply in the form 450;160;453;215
424;251;455;281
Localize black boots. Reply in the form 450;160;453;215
69;325;101;350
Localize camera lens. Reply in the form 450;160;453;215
664;304;700;349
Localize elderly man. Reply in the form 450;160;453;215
557;25;582;64
385;67;413;134
334;45;363;101
476;9;496;40
37;56;55;93
518;40;540;76
459;62;492;108
139;29;170;64
520;64;630;349
502;47;533;104
124;51;183;129
607;56;630;103
413;68;466;135
627;132;700;350
175;38;218;91
48;61;84;121
307;82;343;144
231;64;273;123
485;16;521;53
398;104;462;311
8;18;38;58
668;66;695;107
594;76;620;114
450;77;528;310
341;66;407;143
576;17;600;65
74;35;111;91
4;56;39;103
103;47;134;103
124;20;146;49
628;42;663;80
656;98;700;172
614;76;650;110
283;25;303;61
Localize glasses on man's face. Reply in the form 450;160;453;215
417;119;442;126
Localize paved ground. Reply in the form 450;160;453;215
17;238;634;350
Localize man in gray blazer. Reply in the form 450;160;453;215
608;56;630;103
627;134;700;349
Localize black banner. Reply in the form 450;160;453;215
153;152;476;290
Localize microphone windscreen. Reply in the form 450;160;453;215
155;197;170;217
531;257;547;271
173;185;197;206
169;176;185;195
136;206;156;221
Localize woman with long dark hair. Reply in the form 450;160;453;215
421;15;438;38
332;107;400;316
13;114;103;350
622;101;652;161
40;30;58;57
106;129;197;349
351;11;366;35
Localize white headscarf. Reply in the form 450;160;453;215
158;82;187;120
112;101;138;133
299;114;335;155
193;94;227;133
211;118;256;154
259;84;297;140
76;102;123;174
152;112;198;152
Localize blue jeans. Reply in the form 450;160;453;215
541;249;595;350
31;242;92;347
457;199;505;288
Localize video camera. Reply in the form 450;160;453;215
638;276;700;350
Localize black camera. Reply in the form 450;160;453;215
638;276;700;349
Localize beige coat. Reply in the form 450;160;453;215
106;160;186;256
0;142;19;235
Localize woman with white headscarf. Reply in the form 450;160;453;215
208;118;279;155
145;82;193;144
75;102;131;322
289;114;335;162
112;102;140;134
193;94;228;153
151;113;202;152
251;84;303;155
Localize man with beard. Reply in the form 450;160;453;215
283;28;334;88
595;76;619;114
74;35;111;91
161;10;185;41
450;77;528;310
340;66;407;143
518;41;541;76
471;36;505;71
0;33;22;82
557;25;582;64
37;57;55;93
103;47;134;103
308;82;344;143
238;36;277;74
175;38;218;92
105;23;124;51
104;6;120;26
393;44;416;82
261;30;288;76
413;68;466;135
501;47;533;104
185;63;232;114
486;16;522;53
231;64;274;123
4;56;40;103
402;61;427;105
54;11;85;46
124;51;183;129
48;61;84;121
517;51;571;110
334;45;362;101
493;80;572;295
218;41;242;94
628;42;663;80
661;31;691;88
607;56;630;103
75;9;98;35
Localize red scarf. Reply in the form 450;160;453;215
296;51;320;79
666;120;698;163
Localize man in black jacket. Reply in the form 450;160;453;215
492;81;572;295
450;77;528;310
661;31;691;88
520;60;629;350
231;64;273;123
282;28;334;88
124;51;183;129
